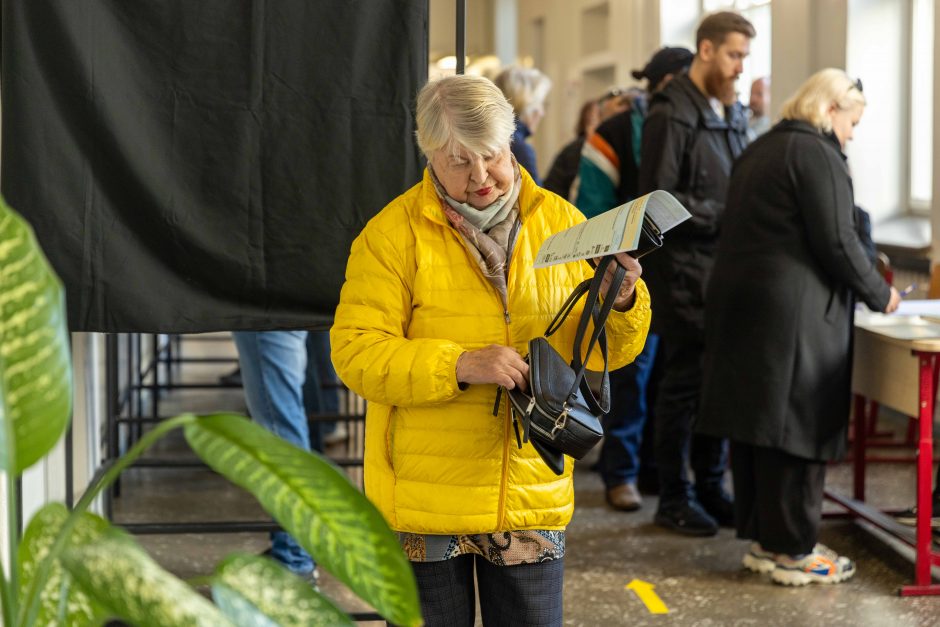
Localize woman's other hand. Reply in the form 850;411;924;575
456;345;529;391
596;252;642;312
885;286;901;314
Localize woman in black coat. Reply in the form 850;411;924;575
697;69;900;586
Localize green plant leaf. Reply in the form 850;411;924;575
185;414;422;627
60;528;233;627
0;196;72;475
212;553;355;627
18;503;110;626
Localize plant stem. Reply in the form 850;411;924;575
2;469;17;627
1;400;20;627
17;413;197;627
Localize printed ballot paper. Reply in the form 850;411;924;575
534;190;691;268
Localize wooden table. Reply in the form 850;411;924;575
832;312;940;595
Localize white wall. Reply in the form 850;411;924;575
516;0;660;180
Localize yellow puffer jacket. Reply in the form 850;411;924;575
331;168;651;534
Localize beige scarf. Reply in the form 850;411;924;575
428;163;522;309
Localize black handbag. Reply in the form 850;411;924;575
496;256;627;475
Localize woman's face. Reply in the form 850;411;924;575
829;103;864;148
430;144;514;209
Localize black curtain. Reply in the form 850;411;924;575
1;0;427;332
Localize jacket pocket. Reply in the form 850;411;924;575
385;409;396;472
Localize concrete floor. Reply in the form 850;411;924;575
111;336;940;626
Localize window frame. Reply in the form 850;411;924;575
907;0;934;215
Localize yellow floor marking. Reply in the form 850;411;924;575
625;579;669;614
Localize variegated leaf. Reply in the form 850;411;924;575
60;529;232;626
212;553;354;627
184;414;421;627
0;195;71;475
18;503;110;626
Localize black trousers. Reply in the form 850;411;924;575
404;555;564;627
731;442;826;556
653;335;727;505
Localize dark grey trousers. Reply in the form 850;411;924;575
401;555;564;627
731;442;826;556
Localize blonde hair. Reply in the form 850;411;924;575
779;68;866;133
493;66;552;122
415;74;516;159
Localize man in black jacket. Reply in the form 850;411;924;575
638;11;754;536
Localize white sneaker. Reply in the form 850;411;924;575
323;423;348;446
770;544;856;586
742;543;776;574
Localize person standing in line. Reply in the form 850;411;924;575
637;11;754;536
574;46;693;512
303;330;343;448
698;69;899;585
233;330;318;582
748;76;771;139
494;66;552;185
596;86;634;122
331;74;650;626
542;100;599;200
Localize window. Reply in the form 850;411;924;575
910;0;934;210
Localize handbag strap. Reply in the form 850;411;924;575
541;256;626;416
569;256;625;414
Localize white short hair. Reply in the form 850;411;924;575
493;66;552;120
415;74;516;159
780;68;866;133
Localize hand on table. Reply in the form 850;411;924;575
885;287;901;314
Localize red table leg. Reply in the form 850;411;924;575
900;351;940;596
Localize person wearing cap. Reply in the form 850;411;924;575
577;47;693;220
637;11;754;537
572;46;692;513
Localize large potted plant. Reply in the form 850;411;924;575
0;196;422;626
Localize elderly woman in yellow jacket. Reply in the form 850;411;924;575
331;74;650;626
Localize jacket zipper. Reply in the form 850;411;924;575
443;213;529;532
495;223;524;532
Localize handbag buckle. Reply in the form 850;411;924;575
550;405;570;439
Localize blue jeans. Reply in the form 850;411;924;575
233;330;315;575
600;334;659;488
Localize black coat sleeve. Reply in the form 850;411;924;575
791;141;890;312
638;104;721;236
543;139;583;199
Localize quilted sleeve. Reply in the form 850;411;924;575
600;278;651;371
330;211;465;407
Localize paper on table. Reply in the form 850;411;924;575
533;190;690;268
892;299;940;317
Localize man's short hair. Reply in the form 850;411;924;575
696;11;756;51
